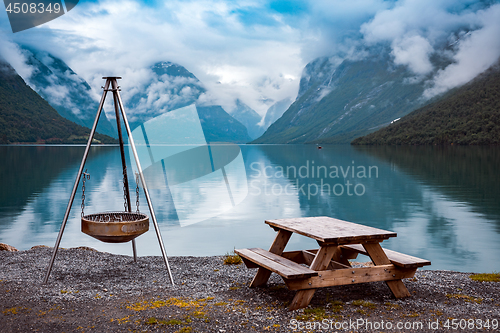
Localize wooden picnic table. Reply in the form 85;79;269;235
235;216;430;310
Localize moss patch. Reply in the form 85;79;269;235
470;273;500;282
223;252;242;265
446;294;483;304
352;299;377;309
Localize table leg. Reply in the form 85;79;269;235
362;243;410;298
250;229;292;287
289;244;341;310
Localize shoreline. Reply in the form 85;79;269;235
1;246;499;332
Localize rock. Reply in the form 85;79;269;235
0;243;18;251
31;245;49;249
75;246;98;252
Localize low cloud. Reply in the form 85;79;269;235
391;35;434;76
1;0;499;116
423;4;500;98
7;0;304;115
0;34;34;79
361;0;500;97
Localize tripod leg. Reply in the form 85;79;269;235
111;87;137;263
110;78;175;285
43;79;111;284
132;239;137;262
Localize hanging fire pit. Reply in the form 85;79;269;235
81;212;149;243
44;77;174;286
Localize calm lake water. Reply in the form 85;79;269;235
1;144;499;273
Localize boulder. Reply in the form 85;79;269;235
0;243;19;251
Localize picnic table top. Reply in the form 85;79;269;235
265;216;397;244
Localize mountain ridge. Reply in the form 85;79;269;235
126;61;252;143
230;99;264;139
0;59;116;144
351;59;500;145
22;47;117;138
253;49;447;144
2;47;255;144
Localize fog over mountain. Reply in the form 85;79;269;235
1;0;499;141
0;42;254;143
21;47;116;138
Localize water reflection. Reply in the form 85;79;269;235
354;145;500;226
130;105;248;227
0;145;499;273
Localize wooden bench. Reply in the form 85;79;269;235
340;244;431;268
235;248;318;279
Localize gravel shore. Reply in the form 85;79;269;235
1;246;499;332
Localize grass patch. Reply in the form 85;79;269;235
223;252;242;265
214;302;228;306
269;285;285;291
146;317;159;325
385;302;401;310
446;294;483;304
352;300;377;309
177;328;193;333
470;272;500;282
114;315;131;324
191;310;206;319
295;307;327;321
165;318;184;325
2;307;19;315
127;297;205;311
430;309;443;316
331;300;344;313
145;316;190;326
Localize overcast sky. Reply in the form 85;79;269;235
1;0;499;115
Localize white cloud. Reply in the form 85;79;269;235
0;34;34;78
361;0;500;96
391;35;434;75
2;0;499;115
424;4;500;98
6;0;305;115
361;0;479;45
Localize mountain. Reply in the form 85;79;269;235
126;61;207;130
4;46;257;144
352;60;500;145
261;97;292;131
196;105;252;143
0;59;115;144
126;61;252;143
22;48;117;138
253;51;431;144
230;99;264;139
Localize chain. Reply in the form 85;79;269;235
122;166;128;211
135;172;140;213
81;170;90;217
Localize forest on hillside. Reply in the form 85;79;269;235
352;61;500;146
0;61;116;144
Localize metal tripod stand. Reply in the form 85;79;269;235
43;77;174;285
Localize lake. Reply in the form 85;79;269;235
1;144;499;273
